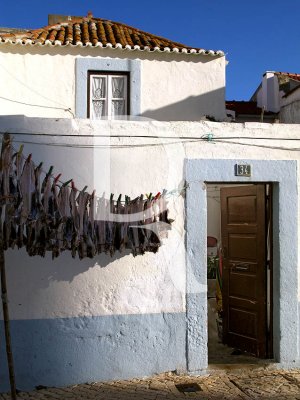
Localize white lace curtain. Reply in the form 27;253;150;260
92;76;106;99
111;77;126;116
90;75;127;119
112;77;125;98
91;76;106;118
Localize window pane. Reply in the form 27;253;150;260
111;77;125;99
92;76;106;99
89;73;128;119
111;100;125;116
92;100;106;119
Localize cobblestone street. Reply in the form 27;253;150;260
1;368;300;400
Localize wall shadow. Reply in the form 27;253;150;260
6;245;142;289
141;88;226;121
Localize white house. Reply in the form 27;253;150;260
0;13;300;394
0;13;226;122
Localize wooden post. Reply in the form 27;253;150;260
0;242;17;400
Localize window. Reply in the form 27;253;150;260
88;72;129;119
76;58;141;119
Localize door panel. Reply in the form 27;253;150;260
221;185;267;358
229;308;257;338
227;196;257;223
229;271;257;299
229;234;257;259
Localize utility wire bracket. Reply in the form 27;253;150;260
205;133;215;143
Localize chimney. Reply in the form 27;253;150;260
261;72;280;113
48;13;93;26
48;14;72;25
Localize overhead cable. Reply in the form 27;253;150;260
2;131;300;141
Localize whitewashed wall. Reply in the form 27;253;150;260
0;116;300;390
0;44;226;121
280;86;300;123
0;116;299;318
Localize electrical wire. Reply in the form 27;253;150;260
0;96;74;116
10;142;186;203
11;138;201;149
2;131;300;141
10;137;300;152
216;139;300;152
4;130;300;203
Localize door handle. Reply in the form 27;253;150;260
235;264;250;271
232;262;250;271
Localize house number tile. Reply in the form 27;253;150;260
235;164;251;177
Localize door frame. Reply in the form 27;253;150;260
185;159;298;372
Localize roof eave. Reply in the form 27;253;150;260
0;38;225;56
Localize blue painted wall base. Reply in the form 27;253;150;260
0;312;186;392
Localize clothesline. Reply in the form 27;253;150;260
10;142;186;203
0;133;173;259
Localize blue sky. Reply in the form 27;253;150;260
0;0;299;100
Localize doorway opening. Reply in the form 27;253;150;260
186;159;298;372
207;183;273;365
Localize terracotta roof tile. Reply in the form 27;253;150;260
0;16;224;56
275;71;300;82
274;71;300;97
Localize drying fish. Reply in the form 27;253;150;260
105;195;116;256
0;134;172;259
20;154;35;224
95;195;106;253
0;133;13;199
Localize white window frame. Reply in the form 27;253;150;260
89;73;128;119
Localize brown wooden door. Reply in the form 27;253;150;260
221;184;267;358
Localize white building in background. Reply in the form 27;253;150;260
227;71;300;123
0;13;300;394
251;71;300;114
279;83;300;123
